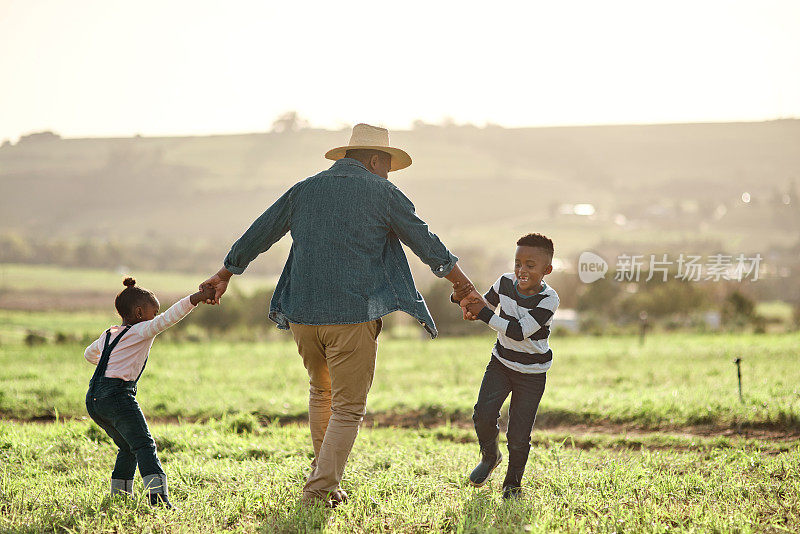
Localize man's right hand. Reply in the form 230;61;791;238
452;280;475;302
200;267;233;305
443;264;480;320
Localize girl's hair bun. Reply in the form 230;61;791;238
123;277;136;288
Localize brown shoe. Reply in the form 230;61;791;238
301;493;335;508
329;488;348;507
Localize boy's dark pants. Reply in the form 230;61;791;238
473;356;546;476
86;378;164;480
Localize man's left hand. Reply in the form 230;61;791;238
200;268;233;305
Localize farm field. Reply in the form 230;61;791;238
1;420;798;533
2;321;799;532
1;329;799;432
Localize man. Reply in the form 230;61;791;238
200;123;479;506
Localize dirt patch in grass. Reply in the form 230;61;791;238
537;422;800;442
11;408;800;443
355;409;800;442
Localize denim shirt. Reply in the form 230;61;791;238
223;158;458;338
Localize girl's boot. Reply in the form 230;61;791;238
110;478;133;497
143;473;174;509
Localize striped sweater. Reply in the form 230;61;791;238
476;273;559;374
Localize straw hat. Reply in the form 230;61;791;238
325;123;412;172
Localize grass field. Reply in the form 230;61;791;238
2;329;799;431
2;321;800;532
0;308;116;344
1;420;799;533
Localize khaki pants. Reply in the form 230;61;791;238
289;319;381;499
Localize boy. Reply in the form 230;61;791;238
456;233;559;499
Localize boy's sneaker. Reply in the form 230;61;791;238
469;444;502;487
502;467;524;500
502;484;522;500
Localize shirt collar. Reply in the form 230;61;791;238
331;157;368;171
513;278;547;298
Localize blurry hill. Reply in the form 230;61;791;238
1;120;799;279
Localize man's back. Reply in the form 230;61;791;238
284;160;398;323
223;158;458;336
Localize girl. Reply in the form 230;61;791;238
84;277;213;508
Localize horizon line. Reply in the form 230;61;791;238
6;116;799;144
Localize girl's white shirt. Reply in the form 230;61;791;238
84;296;195;381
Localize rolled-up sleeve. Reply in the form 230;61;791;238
84;337;102;365
388;186;458;278
224;184;296;275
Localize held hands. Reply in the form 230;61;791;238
199;268;232;305
451;281;486;320
190;284;217;306
460;293;486;320
452;280;474;302
200;284;216;302
451;281;476;320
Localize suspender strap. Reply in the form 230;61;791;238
89;325;132;389
135;354;149;382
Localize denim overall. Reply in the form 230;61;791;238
85;326;164;479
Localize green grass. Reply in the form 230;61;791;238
3;326;800;532
2;331;799;431
1;420;798;533
0;308;117;344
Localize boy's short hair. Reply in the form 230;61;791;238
517;233;554;262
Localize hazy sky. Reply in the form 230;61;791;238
1;0;798;141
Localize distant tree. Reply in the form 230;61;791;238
0;233;32;262
620;279;709;320
271;111;309;133
18;131;61;144
578;274;712;324
25;331;47;346
787;179;798;207
577;277;620;316
721;290;755;326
